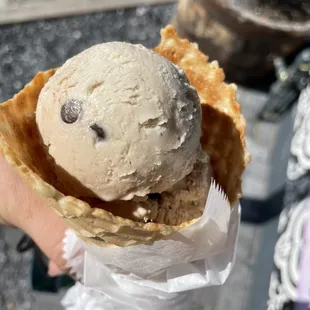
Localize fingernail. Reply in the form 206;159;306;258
48;260;64;277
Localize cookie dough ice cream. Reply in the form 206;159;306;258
36;41;212;224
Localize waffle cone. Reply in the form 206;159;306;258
0;25;249;247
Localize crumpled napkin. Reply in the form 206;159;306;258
61;180;240;310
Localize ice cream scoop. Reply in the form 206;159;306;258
36;42;202;202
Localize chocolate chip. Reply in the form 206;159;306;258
90;123;106;140
184;89;199;103
61;99;82;123
147;193;161;200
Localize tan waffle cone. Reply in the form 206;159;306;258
154;25;250;204
0;25;249;247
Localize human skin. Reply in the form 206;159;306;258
0;154;67;277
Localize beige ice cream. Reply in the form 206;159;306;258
36;41;212;224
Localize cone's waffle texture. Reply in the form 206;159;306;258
155;26;250;204
0;25;249;247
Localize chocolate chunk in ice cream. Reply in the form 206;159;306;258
61;99;82;124
90;123;106;140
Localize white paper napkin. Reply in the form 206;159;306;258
61;180;241;310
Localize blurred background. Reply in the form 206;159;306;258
0;0;310;309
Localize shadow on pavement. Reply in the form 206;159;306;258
240;188;285;224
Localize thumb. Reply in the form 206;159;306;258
48;260;64;277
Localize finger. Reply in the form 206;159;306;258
48;260;65;277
